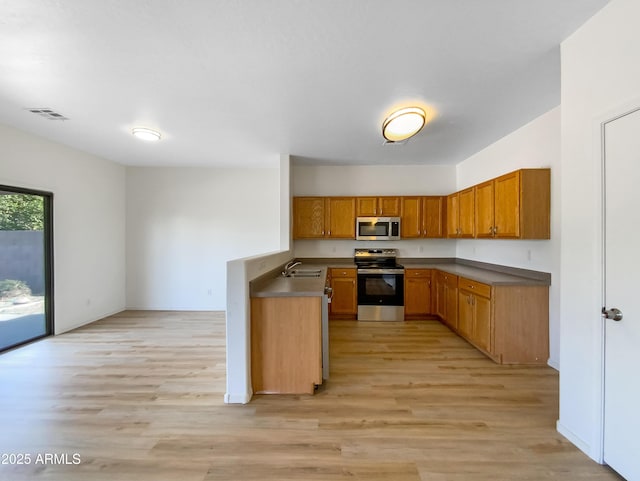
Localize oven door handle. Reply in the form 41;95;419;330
357;269;405;275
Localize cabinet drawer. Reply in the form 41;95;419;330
406;268;431;278
330;268;356;278
458;277;491;298
436;270;458;286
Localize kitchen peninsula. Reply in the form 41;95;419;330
250;266;330;395
250;257;551;395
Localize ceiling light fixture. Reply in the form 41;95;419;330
382;107;426;142
132;127;161;141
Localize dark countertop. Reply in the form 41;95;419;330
250;266;328;298
401;261;549;286
251;258;550;298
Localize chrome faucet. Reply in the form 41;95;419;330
282;260;302;276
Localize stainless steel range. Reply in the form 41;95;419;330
354;248;404;321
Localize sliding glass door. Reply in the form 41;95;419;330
0;186;53;352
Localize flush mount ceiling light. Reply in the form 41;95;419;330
132;127;161;141
382;107;426;142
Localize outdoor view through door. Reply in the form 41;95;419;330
0;186;53;352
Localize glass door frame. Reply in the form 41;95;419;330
0;184;54;352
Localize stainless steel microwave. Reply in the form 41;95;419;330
356;217;401;241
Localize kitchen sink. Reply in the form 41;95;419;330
283;269;322;278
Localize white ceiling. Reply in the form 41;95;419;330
0;0;609;168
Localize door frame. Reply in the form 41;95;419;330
597;101;640;464
0;184;54;351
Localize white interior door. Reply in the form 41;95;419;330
603;107;640;480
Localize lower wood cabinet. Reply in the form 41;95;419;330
329;268;357;319
404;268;433;318
251;296;322;394
455;276;549;364
435;271;458;330
458;278;492;353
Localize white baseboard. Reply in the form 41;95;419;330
547;357;560;371
556;420;603;464
224;392;252;404
54;307;125;335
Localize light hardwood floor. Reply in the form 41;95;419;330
0;311;622;481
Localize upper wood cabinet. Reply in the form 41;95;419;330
293;197;356;239
401;196;445;238
356;196;401;217
475;180;495;239
293;197;325;239
447;188;474;238
475;169;550;239
326;197;356;238
292;169;549;241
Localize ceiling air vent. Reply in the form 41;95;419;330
26;108;69;121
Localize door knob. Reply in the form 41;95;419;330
602;307;623;321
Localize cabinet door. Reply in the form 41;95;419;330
435;272;446;319
356;197;378;216
404;269;432;316
293;197;325;239
473;294;492;352
445;275;459;330
330;269;357;316
475;180;495;239
458;187;475;238
458;290;473;338
423;196;444;238
401;196;422;238
494;171;520;238
326;197;356;238
446;193;459;238
379;196;401;216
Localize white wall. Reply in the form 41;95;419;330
559;0;640;462
225;154;293;403
0;122;126;333
225;249;292;403
126;166;281;310
455;107;560;367
292;164;455;196
279;154;291;251
292;164;457;258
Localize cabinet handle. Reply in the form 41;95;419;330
494;226;498;234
